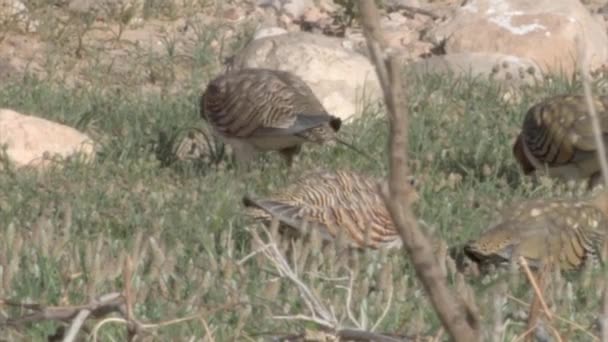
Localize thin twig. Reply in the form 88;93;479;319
271;314;335;328
248;222;338;328
236;243;273;266
64;309;92;342
358;2;479;341
371;284;393;332
519;257;552;321
576;35;608;187
386;4;440;20
339;270;362;329
336;328;409;342
513;323;538;342
199;315;216;342
507;295;600;341
601;284;608;342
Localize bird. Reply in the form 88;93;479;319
513;94;608;188
200;68;371;170
242;169;419;250
462;192;608;272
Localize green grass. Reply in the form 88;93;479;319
1;37;608;341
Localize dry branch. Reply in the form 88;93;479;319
575;27;608;342
358;1;480;341
4;292;126;327
3;293;242;340
601;285;608;342
576;36;608;187
247;221;413;341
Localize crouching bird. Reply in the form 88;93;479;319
462;192;608;273
513;94;608;189
242;169;419;250
200;68;371;170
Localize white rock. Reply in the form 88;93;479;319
254;26;288;40
281;0;314;18
0;0;37;32
410;52;543;87
427;0;608;75
233;32;383;121
0;109;96;169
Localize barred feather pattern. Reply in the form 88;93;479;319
464;198;608;271
242;169;418;250
513;94;608;186
200;68;341;154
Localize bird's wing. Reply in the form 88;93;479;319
249;114;336;137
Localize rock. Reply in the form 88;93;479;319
68;0;144;25
0;59;16;81
0;0;37;33
253;26;288;40
410;52;543;87
0;109;96;169
232;32;382;121
426;0;608;75
344;10;434;63
257;0;314;19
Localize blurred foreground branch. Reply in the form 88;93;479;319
248;220;418;341
358;1;480;341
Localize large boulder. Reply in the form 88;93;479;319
410;52;543;87
0;109;96;169
232;31;382;121
426;0;608;75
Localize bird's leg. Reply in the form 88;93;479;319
588;171;605;190
279;145;302;168
231;141;258;180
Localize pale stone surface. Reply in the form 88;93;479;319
0;109;96;169
256;0;314;19
253;26;288;40
410;52;543;87
426;0;608;75
233;32;382;121
0;0;37;33
68;0;145;25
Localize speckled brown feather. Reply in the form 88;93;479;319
200;68;342;165
242;169;418;250
513;94;608;186
464;196;608;271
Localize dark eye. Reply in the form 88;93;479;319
206;83;221;95
408;177;416;187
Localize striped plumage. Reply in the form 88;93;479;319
242;169;418;250
200;68;342;167
513;94;608;188
464;194;608;272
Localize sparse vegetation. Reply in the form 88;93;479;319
1;1;608;341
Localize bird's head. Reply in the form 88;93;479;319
200;78;227;121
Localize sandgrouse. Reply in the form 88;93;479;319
200;68;364;169
513;94;608;188
242;169;418;250
463;193;608;272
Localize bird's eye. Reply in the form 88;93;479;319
207;83;221;95
407;177;416;187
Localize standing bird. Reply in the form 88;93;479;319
242;169;419;250
463;192;608;272
513;94;608;188
200;68;370;169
